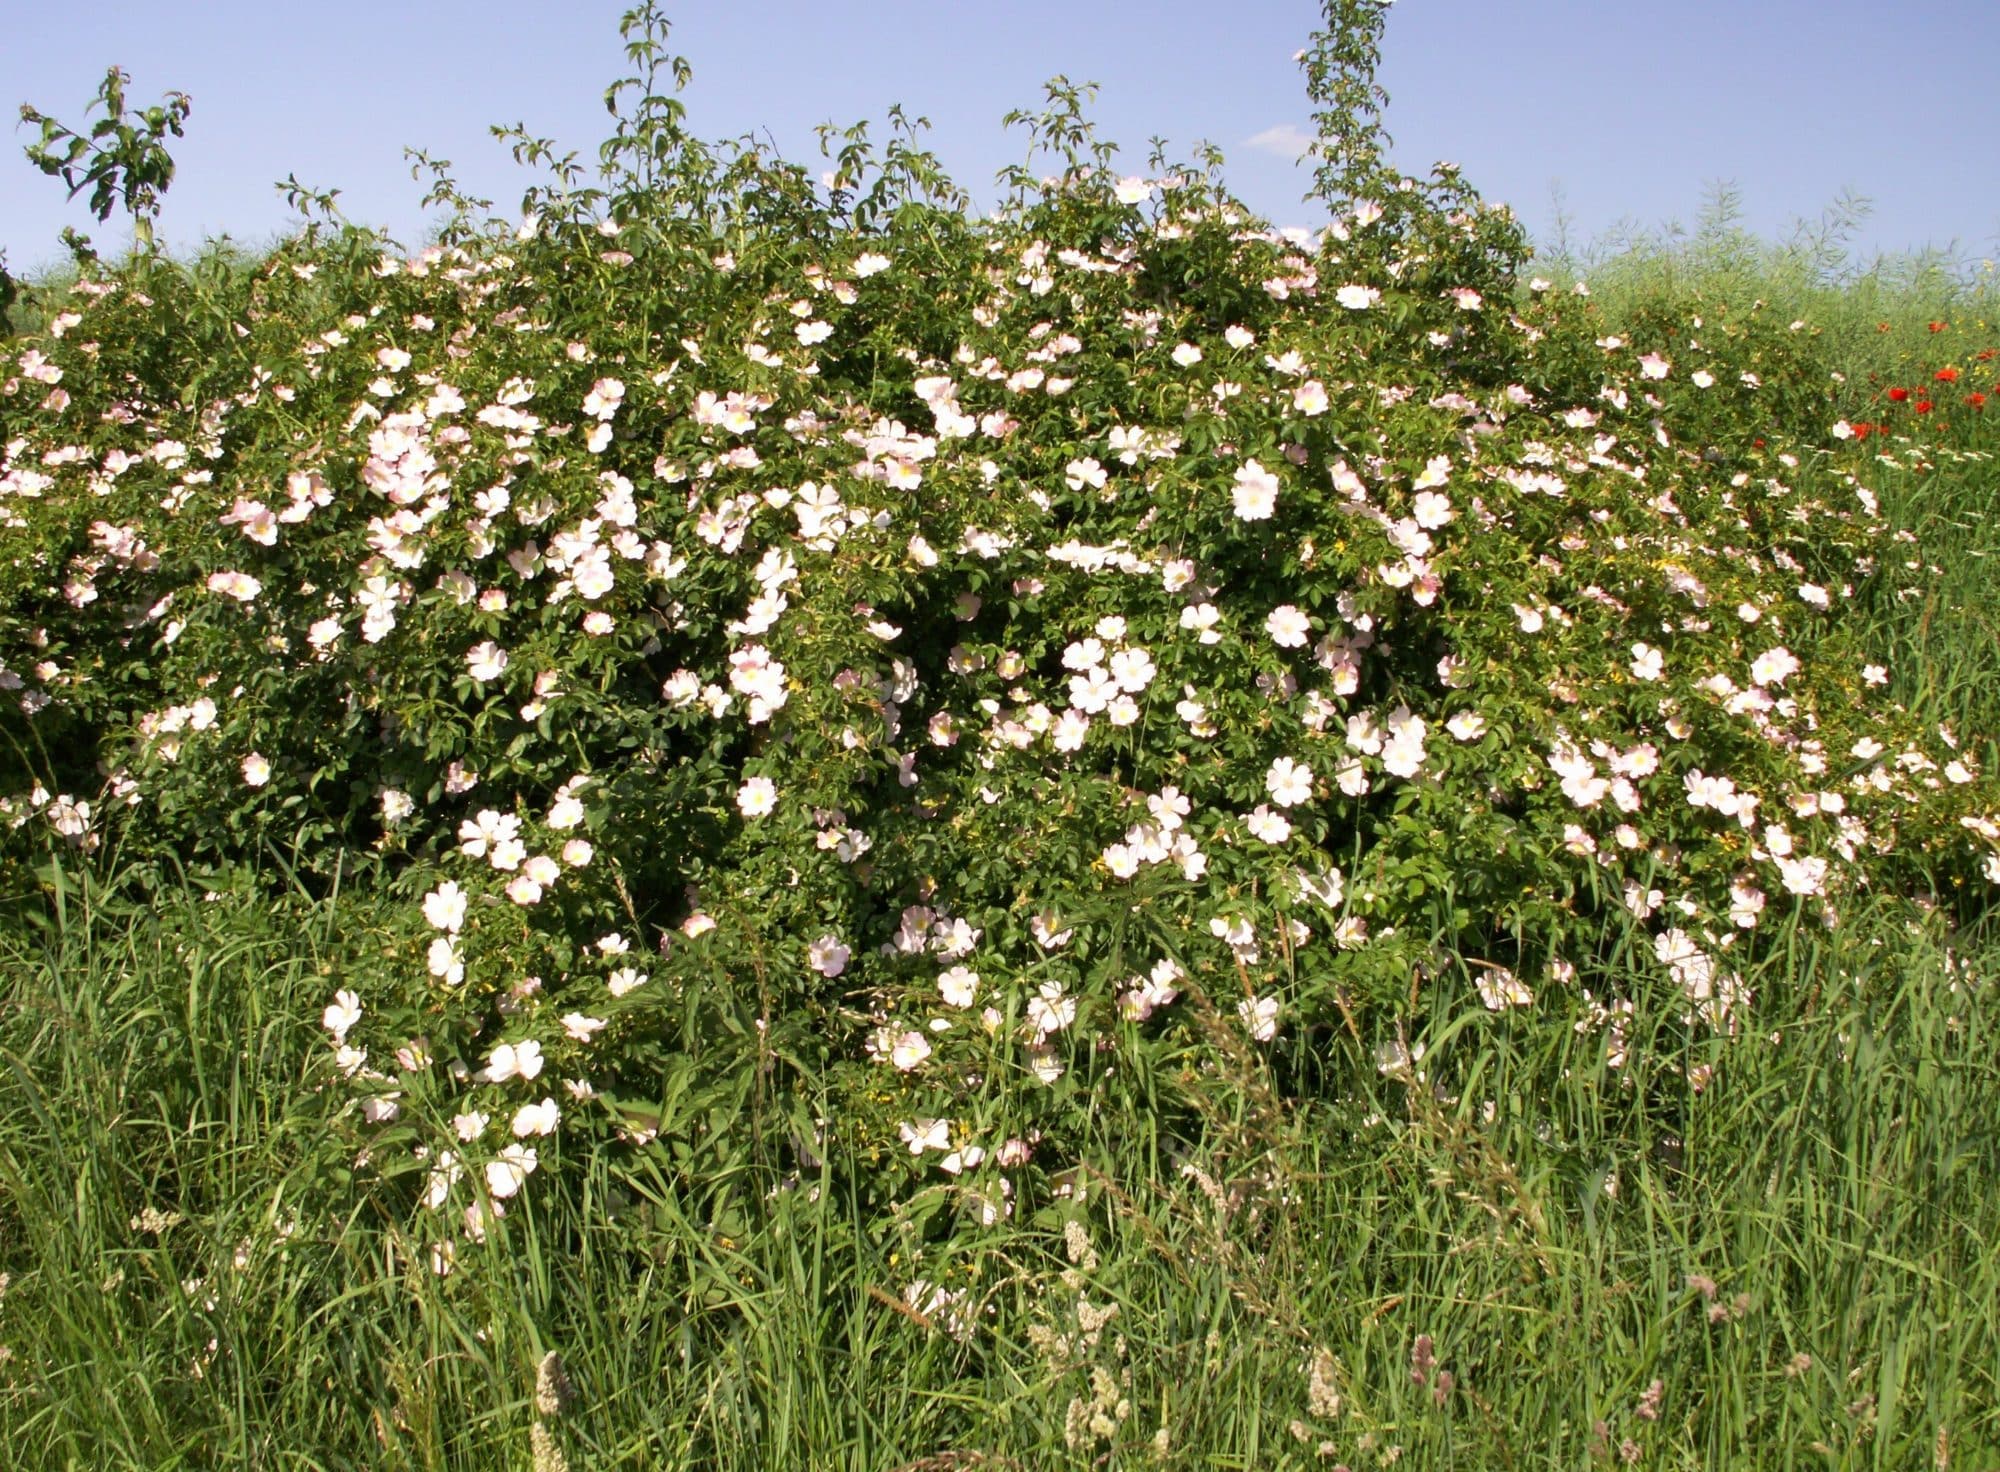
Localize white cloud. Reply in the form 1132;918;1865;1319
1244;124;1314;160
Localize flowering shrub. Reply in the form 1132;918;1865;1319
1;2;1993;1281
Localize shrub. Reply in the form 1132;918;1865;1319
0;0;1992;1306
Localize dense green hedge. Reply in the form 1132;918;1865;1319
0;0;1991;1299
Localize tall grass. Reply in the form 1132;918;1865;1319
0;849;1994;1466
1531;183;2000;413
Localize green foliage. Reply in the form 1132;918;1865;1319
19;66;192;255
1298;0;1395;207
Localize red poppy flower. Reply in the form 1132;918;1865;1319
1929;321;1948;333
1935;367;1960;383
1970;393;1988;410
1977;349;1996;362
1887;386;1910;403
1915;400;1934;414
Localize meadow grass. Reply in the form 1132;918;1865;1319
1529;184;2000;414
1;827;1994;1468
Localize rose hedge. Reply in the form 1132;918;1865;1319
1;24;1993;1256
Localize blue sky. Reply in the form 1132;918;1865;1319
5;0;1997;275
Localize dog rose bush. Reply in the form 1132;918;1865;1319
1;1;1993;1267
